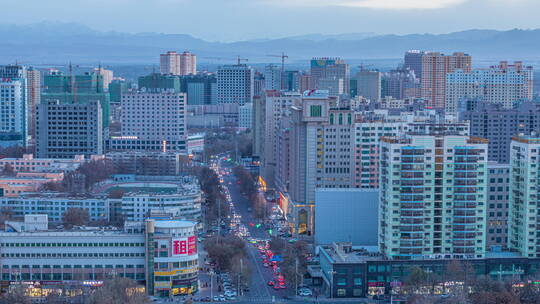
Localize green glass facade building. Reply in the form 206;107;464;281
41;72;111;127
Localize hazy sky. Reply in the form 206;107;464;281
2;0;540;41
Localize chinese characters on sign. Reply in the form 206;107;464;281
172;236;197;256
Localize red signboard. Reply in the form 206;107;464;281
188;236;197;255
172;236;197;256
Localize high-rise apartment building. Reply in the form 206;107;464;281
264;64;282;91
353;70;381;101
379;134;488;260
421;52;472;109
179;51;197;76
508;135;540;257
445;61;533;113
93;67;113;90
160;51;197;76
26;68;40;143
108;92;187;153
217;64;254;105
36;100;103;158
487;162;510;251
460;101;540;164
310;58;349;94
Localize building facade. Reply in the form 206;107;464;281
446;61;534;113
487;162;510;251
459;101;540;164
420;52;472;109
217;64;254;105
379;135;488;260
36;100;103;159
160;51;197;76
310;58;350;95
354;70;381;102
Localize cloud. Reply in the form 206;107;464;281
263;0;469;9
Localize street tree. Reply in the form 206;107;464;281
62;207;90;228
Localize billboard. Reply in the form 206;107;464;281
172;236;197;256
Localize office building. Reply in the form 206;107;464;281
138;73;181;93
379;134;488;260
264;64;282;91
487;162;510;251
310;58;349;94
421;52;472;109
0;154;91;173
238;102;253;129
353;70;381;102
283;71;301;92
460;100;540;164
109;79;130;103
508;135;540;257
109;92;186;153
217;64;254;105
0;217;199;297
404;50;425;79
318;242;540;298
36;100;103;158
41;71;110;127
0;77;27;147
381;68;420;99
445;61;534;113
107;152;187;176
315;189;378;246
179;73;217;105
318;77;344;97
258;91;303;188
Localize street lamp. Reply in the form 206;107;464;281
209;270;215;302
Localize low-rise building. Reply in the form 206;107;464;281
0;217;198;297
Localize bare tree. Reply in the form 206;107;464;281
85;277;149;304
1;163;16;177
0;285;31;304
62;207;90;228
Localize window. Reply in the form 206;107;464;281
337;289;346;297
354;277;363;286
337;278;347;286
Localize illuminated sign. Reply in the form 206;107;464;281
172;236;197;256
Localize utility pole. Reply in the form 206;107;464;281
295;258;298;297
210;270;214;302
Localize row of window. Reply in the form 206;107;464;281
2;242;144;247
1;252;144;258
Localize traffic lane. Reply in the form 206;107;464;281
221;171;286;299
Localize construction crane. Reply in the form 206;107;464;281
236;56;248;65
267;52;289;90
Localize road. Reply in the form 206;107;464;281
220;162;287;302
190;159;377;304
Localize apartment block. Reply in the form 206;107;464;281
446;61;533;113
379;135;488;260
508;136;540;257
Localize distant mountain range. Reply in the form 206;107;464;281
1;22;540;65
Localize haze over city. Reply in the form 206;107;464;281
1;0;539;41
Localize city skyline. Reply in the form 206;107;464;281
0;0;539;41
